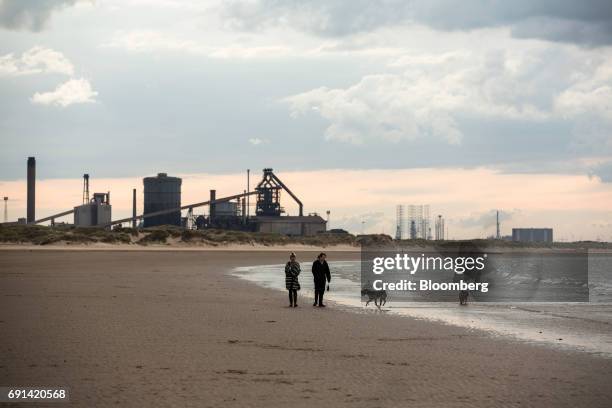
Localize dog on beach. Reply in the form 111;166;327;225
361;288;387;309
459;290;469;305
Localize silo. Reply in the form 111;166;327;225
143;173;182;227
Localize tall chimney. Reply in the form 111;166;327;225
132;188;137;228
27;157;35;223
210;189;216;221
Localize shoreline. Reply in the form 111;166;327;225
2;249;612;407
233;262;612;358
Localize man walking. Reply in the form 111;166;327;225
312;253;331;307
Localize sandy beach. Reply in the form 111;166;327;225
2;249;612;407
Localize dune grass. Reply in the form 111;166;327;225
0;224;609;249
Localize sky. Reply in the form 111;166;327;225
0;0;611;240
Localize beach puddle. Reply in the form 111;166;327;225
232;259;612;357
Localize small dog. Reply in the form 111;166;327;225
361;288;387;309
459;290;469;305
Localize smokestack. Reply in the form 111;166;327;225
132;188;137;228
83;174;90;204
242;190;247;224
27;157;35;223
210;189;216;221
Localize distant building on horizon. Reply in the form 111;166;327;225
512;228;553;243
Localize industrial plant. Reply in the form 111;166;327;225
512;228;554;243
1;157;561;243
2;158;327;237
395;204;435;240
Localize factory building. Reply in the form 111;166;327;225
215;201;238;217
254;215;326;236
143;173;182;227
512;228;553;243
74;193;111;227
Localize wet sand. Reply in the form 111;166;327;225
1;249;612;407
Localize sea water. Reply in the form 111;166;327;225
233;255;612;357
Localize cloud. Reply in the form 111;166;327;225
284;75;464;145
0;46;74;76
284;48;612;148
590;161;612;182
222;0;612;46
1;46;94;107
0;0;82;31
248;137;269;145
31;78;97;107
554;57;612;121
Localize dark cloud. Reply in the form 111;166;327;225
222;0;612;46
0;0;79;31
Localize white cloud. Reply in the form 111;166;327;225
31;78;98;107
0;46;74;76
284;48;612;145
249;137;269;145
554;58;612;121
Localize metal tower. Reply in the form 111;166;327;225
496;210;500;239
3;197;7;223
395;204;404;239
255;168;303;217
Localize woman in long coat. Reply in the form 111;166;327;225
285;252;301;307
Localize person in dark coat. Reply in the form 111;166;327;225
312;253;331;307
285;252;301;307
